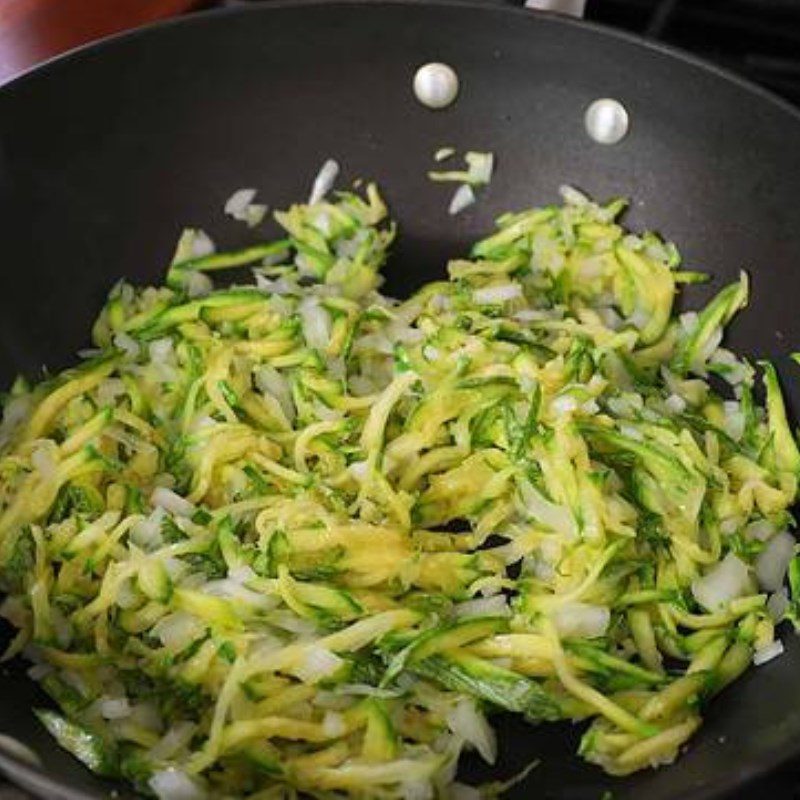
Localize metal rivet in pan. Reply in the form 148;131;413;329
584;98;629;145
413;63;459;110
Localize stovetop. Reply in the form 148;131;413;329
585;0;800;106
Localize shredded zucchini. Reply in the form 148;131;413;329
0;181;797;798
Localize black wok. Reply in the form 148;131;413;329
1;2;800;798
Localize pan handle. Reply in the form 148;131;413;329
523;0;586;18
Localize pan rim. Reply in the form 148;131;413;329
0;1;799;798
1;0;799;128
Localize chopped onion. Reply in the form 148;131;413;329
31;443;58;481
185;270;213;299
473;283;522;305
152;612;206;654
255;365;295;423
692;552;751;612
202;578;276;609
664;393;687;414
519;481;577;539
679;311;699;333
100;696;131;720
753;639;785;666
309;159;340;205
151;486;195;518
299;296;332;352
446;698;497;764
722;400;745;441
149;768;207;800
551;394;578;416
744;519;775;542
552;602;610;639
449;184;476;216
0;395;31;446
322;711;347;737
559;185;590;206
767;588;790;621
434;147;456;162
113;332;140;360
245;204;268;228
149;722;197;761
130;507;166;549
224;188;257;218
348;460;369;481
465;151;494;185
291;646;344;683
191;229;215;258
149;338;175;364
454;595;510;618
755;531;795;592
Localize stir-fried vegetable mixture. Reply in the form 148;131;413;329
1;181;799;800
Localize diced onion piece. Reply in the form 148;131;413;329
473;283;522;305
753;639;784;666
149;767;207;800
744;519;775;542
446;698;497;765
151;487;195;518
100;697;131;720
299;296;332;352
191;229;215;258
244;203;268;228
767;588;790;621
31;444;58;481
722;400;745;440
149;338;175;364
465;151;494;185
149;722;197;761
551;394;578;416
130;507;166;550
449;184;476;216
454;596;510;618
559;184;589;206
434;147;456;162
152;612;206;654
291;646;344;683
185;271;213;299
255;365;295;423
664;393;687;414
309;159;340;205
224;188;257;218
692;553;751;612
755;531;795;592
113;332;141;359
322;711;347;737
552;602;610;639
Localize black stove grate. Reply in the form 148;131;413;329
585;0;800;106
